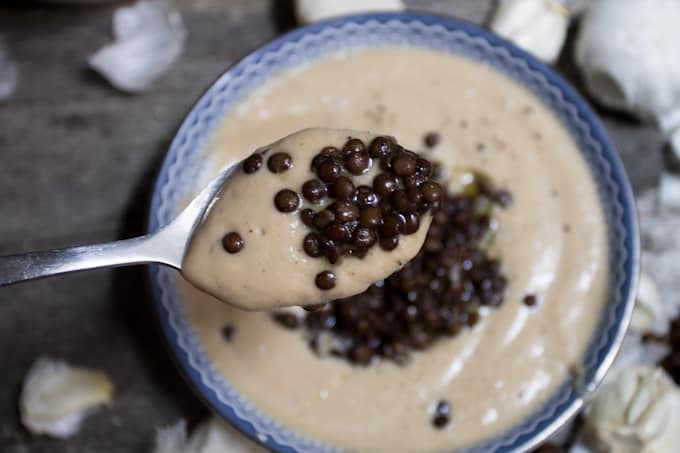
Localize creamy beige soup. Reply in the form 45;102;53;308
179;48;608;452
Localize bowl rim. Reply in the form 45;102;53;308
147;11;640;453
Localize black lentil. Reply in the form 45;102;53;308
368;136;392;158
424;132;440;148
331;176;356;201
267;152;293;173
302;179;327;203
303;233;323;257
316;271;336;290
221;324;235;342
523;294;537;307
274;189;300;213
222;232;244;254
243;153;263;174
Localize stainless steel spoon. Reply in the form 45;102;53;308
0;166;235;287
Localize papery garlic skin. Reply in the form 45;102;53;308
295;0;404;25
490;0;571;63
575;0;680;131
585;366;680;453
630;272;666;335
186;418;267;453
151;418;267;453
20;357;113;438
89;0;186;93
152;419;189;453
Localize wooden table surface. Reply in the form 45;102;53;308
0;1;663;452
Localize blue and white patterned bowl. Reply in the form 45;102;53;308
148;12;639;453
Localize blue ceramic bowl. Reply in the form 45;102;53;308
148;12;639;453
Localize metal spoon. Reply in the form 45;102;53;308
0;165;236;287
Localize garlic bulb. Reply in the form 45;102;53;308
20;357;113;438
151;418;267;453
630;272;666;335
575;0;680;158
585;366;680;453
89;0;186;93
490;0;571;63
295;0;404;25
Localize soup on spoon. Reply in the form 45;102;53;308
182;128;442;310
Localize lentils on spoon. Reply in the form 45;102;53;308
181;128;441;310
299;135;442;290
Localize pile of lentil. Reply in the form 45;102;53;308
300;136;443;290
235;135;443;292
273;168;511;366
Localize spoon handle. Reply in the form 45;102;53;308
0;235;173;287
0;165;235;288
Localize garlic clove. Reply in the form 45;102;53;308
585;366;680;453
20;357;113;438
295;0;404;25
575;0;680;121
631;272;666;335
625;382;654;428
89;0;186;93
637;395;671;444
490;0;571;63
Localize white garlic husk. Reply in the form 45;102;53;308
0;36;18;101
584;366;680;453
659;173;680;210
20;357;113;438
151;418;267;453
575;0;680;159
89;0;186;93
490;0;571;63
295;0;404;25
152;419;189;453
630;272;666;335
187;418;268;453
